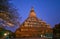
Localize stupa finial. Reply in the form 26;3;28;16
29;7;36;17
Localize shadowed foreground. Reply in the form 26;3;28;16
9;37;50;39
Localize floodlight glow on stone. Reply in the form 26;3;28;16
4;33;7;36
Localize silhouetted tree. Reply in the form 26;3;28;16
53;23;60;39
0;0;10;11
0;0;20;27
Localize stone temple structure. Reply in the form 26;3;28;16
15;7;53;38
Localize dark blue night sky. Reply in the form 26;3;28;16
5;0;60;32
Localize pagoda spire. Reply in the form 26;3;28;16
29;7;36;17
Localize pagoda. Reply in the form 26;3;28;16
15;7;53;38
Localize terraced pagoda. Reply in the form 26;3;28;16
15;7;53;38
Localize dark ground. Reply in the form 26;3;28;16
9;37;51;39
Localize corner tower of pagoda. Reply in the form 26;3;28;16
29;7;36;17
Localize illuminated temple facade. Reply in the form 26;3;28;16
15;7;53;38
